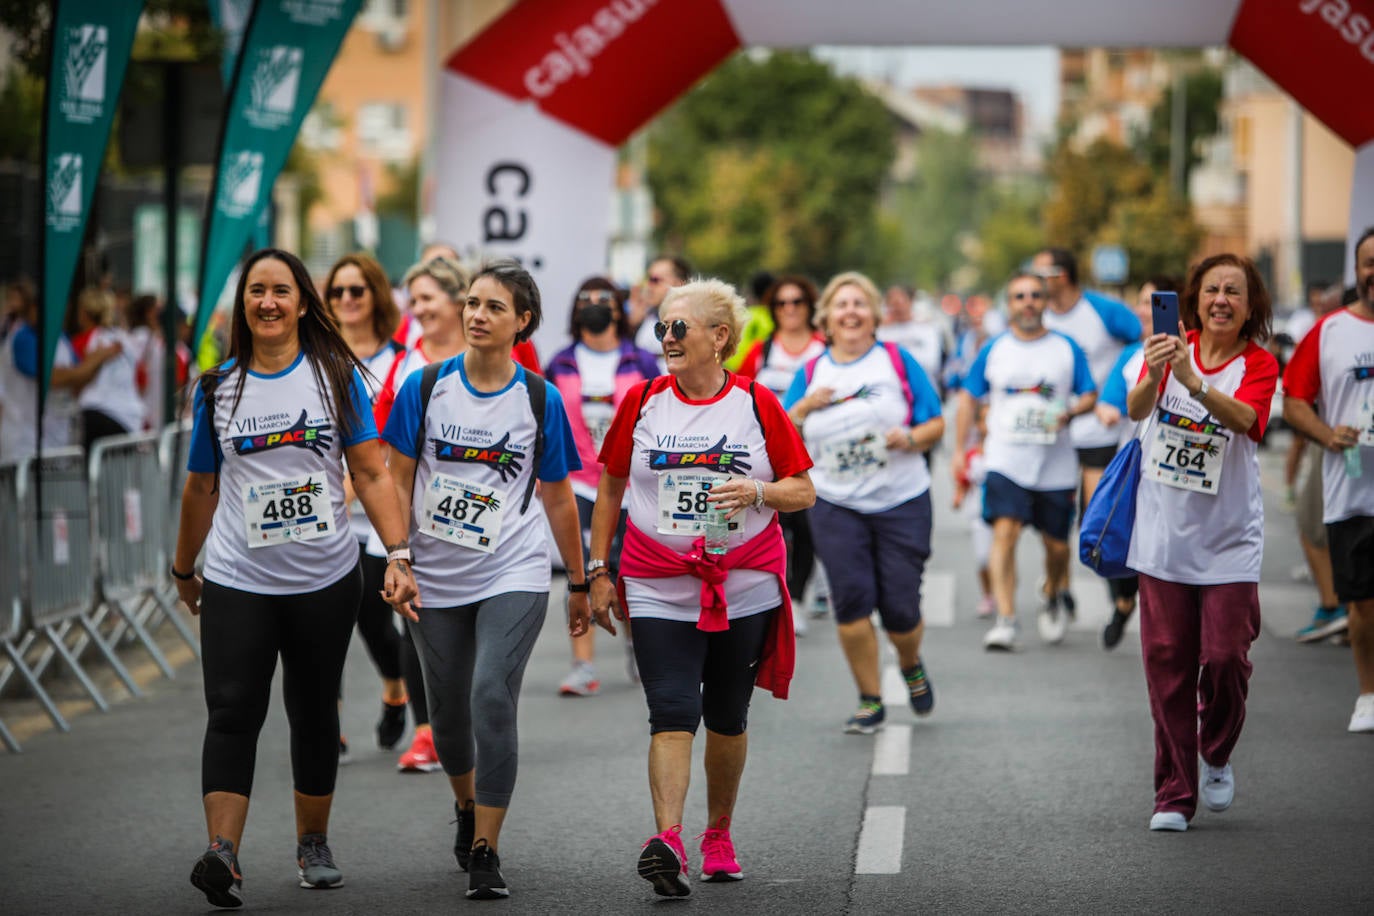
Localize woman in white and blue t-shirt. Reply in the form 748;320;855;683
784;271;946;736
383;260;589;901
173;248;418;906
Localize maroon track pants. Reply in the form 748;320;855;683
1137;574;1261;819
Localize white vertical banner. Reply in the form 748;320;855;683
1347;142;1374;287
433;74;615;361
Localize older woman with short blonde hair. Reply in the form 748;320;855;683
590;278;815;896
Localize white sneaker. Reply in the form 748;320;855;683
1149;811;1187;832
1036;592;1068;645
983;616;1018;651
1349;694;1374;733
792;603;809;637
558;661;600;697
1201;760;1234;812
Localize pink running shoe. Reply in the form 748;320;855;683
397;727;442;773
638;825;690;897
698;816;743;882
976;594;996;619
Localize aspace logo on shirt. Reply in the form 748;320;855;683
231;409;333;457
431;428;528;483
1349;364;1374;382
1157;408;1229;441
647;434;752;475
1003;382;1057;399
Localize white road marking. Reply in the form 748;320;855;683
922;571;955;627
855;805;906;874
881;663;907;708
872;724;911;776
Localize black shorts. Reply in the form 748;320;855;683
982;472;1075;542
1326;515;1374;603
1076;445;1118;470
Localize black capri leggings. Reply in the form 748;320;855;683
631;610;773;736
356;548;404;680
200;565;362;797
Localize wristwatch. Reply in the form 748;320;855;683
567;579;590;594
386;547;413;565
586;559;608;575
1190;380;1210;402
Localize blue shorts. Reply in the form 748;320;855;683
982;472;1075;542
807;492;931;632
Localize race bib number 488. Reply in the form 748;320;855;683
242;477;334;547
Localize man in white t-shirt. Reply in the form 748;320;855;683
879;284;950;395
1284;227;1374;733
955;272;1097;651
631;255;691;356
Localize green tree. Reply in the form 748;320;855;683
647;50;895;284
973;181;1047;289
1134;64;1224;194
377;155;421;222
884;129;983;290
0;65;43;163
1043;138;1154;259
1098;186;1203;285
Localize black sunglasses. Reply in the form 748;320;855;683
577;291;617;306
1010;291;1044;301
328;284;367;300
653;319;719;342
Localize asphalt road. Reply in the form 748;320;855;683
1;431;1371;915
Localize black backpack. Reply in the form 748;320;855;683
415;361;546;515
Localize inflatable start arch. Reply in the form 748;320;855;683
433;0;1374;357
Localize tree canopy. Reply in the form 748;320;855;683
647;50;896;286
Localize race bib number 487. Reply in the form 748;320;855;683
420;474;506;554
243;477;334;547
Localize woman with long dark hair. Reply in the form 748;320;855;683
173;248;417;906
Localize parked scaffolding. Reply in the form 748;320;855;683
0;423;198;753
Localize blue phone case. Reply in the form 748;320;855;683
1152;291;1180;337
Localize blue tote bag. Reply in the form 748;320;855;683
1079;435;1143;578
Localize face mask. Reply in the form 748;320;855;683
580;302;614;334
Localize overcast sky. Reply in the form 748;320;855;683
814;47;1062;138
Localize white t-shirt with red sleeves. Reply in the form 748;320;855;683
1283;307;1374;523
962;331;1096;492
1128;333;1278;585
599;373;812;623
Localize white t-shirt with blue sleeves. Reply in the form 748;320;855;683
1101;341;1145;446
963;331;1095;491
187;353;375;595
784;342;943;513
382;354;579;607
1043;292;1140;449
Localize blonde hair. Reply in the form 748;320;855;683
77;287;116;325
403;255;469;304
814;271;883;337
663;278;747;361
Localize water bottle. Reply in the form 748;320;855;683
704;506;729;555
1345;446;1363;479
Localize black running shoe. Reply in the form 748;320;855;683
190;835;244;908
297;833;343;889
466;839;510;899
1102;609;1131;650
454;800;476;871
377;700;407;749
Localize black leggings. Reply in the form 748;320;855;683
200;566;361;797
357;549;403;680
778;508;815;601
631;610;773;736
1108;575;1140;604
81;407;132;456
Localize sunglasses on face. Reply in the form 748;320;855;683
774;297;808;308
328;284;367;300
653;319;717;341
577;291;617;306
1010;290;1044;301
1032;268;1064;279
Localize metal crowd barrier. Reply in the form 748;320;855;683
0;461;24;752
157;420;195;609
90;431;199;675
0;448;142;753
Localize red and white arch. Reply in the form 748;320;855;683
434;0;1374;356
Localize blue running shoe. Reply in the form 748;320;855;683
844;698;886;735
902;660;934;716
1297;606;1348;643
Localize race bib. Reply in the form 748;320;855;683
656;470;736;537
419;474;506;553
1001;393;1060;445
1356;396;1374;448
586;415;613;453
1147;423;1227;495
818;430;888;482
242;476;334;548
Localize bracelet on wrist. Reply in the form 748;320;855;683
752;479;766;510
588;567;612;582
171;565;195;581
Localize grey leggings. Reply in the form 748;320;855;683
407;591;548;808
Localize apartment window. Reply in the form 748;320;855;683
300;104;342;151
356;102;411;161
362;0;408;21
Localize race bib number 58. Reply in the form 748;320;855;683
243;477;334;547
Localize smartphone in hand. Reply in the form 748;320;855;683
1151;291;1180;338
